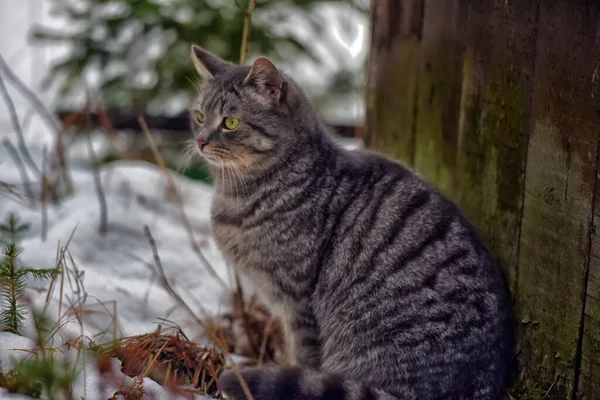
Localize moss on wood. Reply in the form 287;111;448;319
365;38;420;165
456;52;527;292
412;39;463;195
365;2;600;398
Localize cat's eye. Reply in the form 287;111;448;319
223;116;240;130
195;112;205;124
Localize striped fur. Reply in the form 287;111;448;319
188;46;514;400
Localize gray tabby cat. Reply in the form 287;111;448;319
188;45;514;400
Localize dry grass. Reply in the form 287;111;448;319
107;377;146;400
105;326;225;397
202;290;285;367
0;48;285;397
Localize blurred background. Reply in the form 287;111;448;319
0;0;368;182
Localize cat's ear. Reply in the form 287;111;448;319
190;45;231;80
243;57;284;104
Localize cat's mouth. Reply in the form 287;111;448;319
199;151;224;166
198;147;234;167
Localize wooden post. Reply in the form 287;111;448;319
364;0;600;398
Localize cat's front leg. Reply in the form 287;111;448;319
284;304;322;369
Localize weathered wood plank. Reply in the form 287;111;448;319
412;0;464;195
517;1;600;397
363;0;423;165
365;0;600;397
583;251;600;398
454;0;538;298
580;2;600;394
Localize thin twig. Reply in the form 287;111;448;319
0;55;73;195
257;315;274;366
122;249;210;321
2;139;34;206
215;328;255;400
234;272;260;357
138;116;176;193
543;378;557;399
142;226;209;332
238;0;257;65
41;146;48;241
137;228;253;399
44;223;79;305
85;101;108;236
233;0;245;12
234;0;260;363
138;116;228;289
0;180;29;205
0;53;61;132
0;70;40;176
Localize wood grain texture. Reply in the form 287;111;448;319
365;0;600;397
517;1;600;397
363;0;423;165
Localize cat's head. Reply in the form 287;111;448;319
188;45;314;176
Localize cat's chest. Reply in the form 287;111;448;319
211;217;286;304
212;221;263;265
210;200;273;270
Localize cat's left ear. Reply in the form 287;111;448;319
243;57;284;104
190;45;231;80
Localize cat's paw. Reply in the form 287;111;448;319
219;367;268;400
219;367;302;400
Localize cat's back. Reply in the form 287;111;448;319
318;146;511;322
313;148;513;393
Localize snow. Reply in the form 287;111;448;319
0;332;36;373
0;332;203;400
0;131;361;399
0;1;367;397
1;152;234;337
0;138;237;399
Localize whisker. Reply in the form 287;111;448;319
186;76;202;92
219;159;225;193
227;162;238;195
231;161;247;196
179;140;200;173
230;154;250;196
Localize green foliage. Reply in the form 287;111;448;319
11;356;78;400
0;213;59;334
0;212;30;246
0;368;43;398
0;244;59;334
30;0;365;115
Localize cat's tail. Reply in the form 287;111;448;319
218;366;397;400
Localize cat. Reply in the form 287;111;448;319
187;44;514;400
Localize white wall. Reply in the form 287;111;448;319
0;0;66;146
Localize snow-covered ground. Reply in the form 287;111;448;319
0;129;362;399
0;139;237;398
0;2;367;396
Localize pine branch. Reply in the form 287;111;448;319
0;213;30;246
20;268;59;280
0;239;60;334
0;243;25;333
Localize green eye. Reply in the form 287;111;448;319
195;112;205;124
223;116;240;130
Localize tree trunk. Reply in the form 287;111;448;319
363;0;600;398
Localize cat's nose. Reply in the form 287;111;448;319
196;140;208;151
